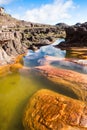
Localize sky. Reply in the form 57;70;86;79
0;0;87;25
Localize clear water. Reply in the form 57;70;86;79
24;39;87;74
23;39;66;67
0;39;87;130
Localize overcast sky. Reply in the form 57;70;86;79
0;0;87;25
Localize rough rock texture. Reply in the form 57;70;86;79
22;26;65;48
0;26;65;65
35;65;87;101
0;30;28;65
23;89;87;130
57;22;87;48
0;9;65;65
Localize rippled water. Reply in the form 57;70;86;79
0;39;87;130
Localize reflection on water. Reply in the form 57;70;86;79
23;39;66;67
24;39;87;74
66;48;87;59
0;39;87;130
51;59;87;74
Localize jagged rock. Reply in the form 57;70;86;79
0;7;66;65
23;89;87;130
29;45;38;51
57;22;87;48
46;36;54;42
0;27;65;65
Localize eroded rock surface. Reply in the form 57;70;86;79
0;30;28;65
23;89;87;130
35;65;87;101
0;10;65;65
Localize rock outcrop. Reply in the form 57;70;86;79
57;22;87;48
23;89;87;130
0;30;28;65
0;8;65;65
56;22;69;29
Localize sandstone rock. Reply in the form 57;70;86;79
35;65;87;101
23;89;87;130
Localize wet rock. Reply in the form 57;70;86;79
23;89;87;130
35;65;87;101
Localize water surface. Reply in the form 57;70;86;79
0;39;87;130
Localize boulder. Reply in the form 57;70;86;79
23;89;87;130
57;22;87;48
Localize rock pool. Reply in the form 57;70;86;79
0;39;87;130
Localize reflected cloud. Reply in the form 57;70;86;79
23;39;87;74
23;39;66;67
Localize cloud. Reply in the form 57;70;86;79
0;0;13;4
22;0;75;25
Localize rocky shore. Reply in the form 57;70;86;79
0;8;65;66
0;7;87;130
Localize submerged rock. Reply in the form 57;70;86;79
35;65;87;101
23;89;87;130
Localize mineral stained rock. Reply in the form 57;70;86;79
35;65;87;101
23;89;87;130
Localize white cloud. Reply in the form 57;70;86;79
22;0;75;25
0;0;13;4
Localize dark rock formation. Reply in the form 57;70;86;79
22;26;65;48
23;89;87;130
57;22;87;48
